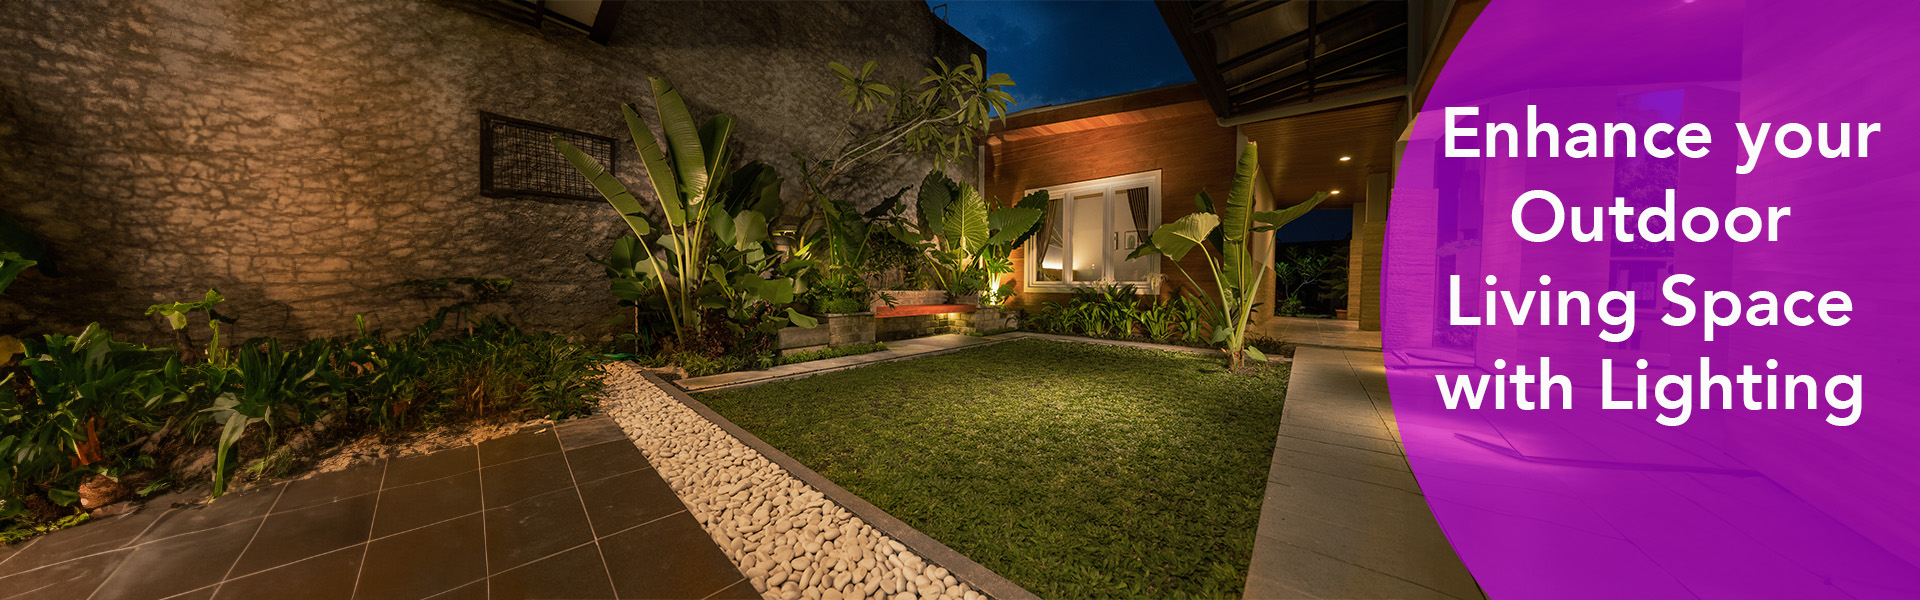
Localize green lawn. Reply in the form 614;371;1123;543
697;339;1288;599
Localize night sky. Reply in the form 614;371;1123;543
927;0;1194;111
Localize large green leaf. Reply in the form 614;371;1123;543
1221;142;1259;244
1252;191;1331;234
0;253;35;296
1149;213;1219;261
916;171;955;236
1004;190;1051;251
944;182;990;254
650;78;709;204
730;210;768;251
699;114;735;188
983;206;1042;248
1219;142;1262;294
553;138;654;237
785;308;818;329
619;103;684;226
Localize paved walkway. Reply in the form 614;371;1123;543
676;334;1005;393
1244;346;1481;600
0;418;750;600
1256;317;1381;351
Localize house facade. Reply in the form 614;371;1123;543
986;0;1483;332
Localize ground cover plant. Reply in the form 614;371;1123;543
1022;284;1295;359
0;289;604;540
696;339;1288;599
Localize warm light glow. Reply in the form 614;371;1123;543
1339;156;1352;161
1330;190;1341;195
1042;259;1062;270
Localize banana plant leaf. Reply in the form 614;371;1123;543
651;78;709;204
618;103;686;226
1144;212;1220;261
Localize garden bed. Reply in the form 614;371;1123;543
695;339;1289;598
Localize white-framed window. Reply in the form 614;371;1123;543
1023;171;1162;293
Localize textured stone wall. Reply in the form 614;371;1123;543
0;0;982;342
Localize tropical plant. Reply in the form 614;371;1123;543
589;236;669;354
147;290;235;365
882;171;1046;297
795;56;1016;227
2;324;176;505
553;78;815;340
1128;142;1327;371
201;338;331;496
1275;247;1339;316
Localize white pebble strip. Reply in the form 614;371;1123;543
600;363;987;600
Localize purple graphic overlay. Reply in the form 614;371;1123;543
1386;1;1920;597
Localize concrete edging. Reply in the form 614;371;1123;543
641;371;1042;600
675;337;1017;393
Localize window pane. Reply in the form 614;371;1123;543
1070;192;1105;282
1035;198;1066;281
1111;186;1153;283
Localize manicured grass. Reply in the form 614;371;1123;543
697;339;1288;599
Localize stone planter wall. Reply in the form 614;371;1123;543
826;312;877;347
872;307;1016;342
778;312;876;353
872;290;948;312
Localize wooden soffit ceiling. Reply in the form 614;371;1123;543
1242;97;1403;209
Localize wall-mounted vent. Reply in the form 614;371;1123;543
479;112;614;202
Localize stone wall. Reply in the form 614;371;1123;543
0;0;982;342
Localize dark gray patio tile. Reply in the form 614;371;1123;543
477;430;561;466
484;488;595;574
1276;424;1402;455
3;509;165;576
383;446;477;488
230;492;377;578
1252;509;1479;599
164;586;217;600
373;471;481;538
706;578;759;600
564;439;652;484
423;581;486;600
0;536;36;571
1271;434;1409;472
91;518;260;600
213;544;362;600
485;543;615;599
138;484;281;544
355;513;486;600
0;547;129;600
600;515;742;600
577;468;685;535
480;452;574;509
1244;540;1462;600
277;465;385;514
554;418;627;451
1269;446;1423;494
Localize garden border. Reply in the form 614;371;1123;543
640;371;1042;600
675;335;1017;393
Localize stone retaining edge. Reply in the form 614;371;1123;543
675;338;1017;394
641;371;1042;600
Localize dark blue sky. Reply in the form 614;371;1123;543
928;1;1194;111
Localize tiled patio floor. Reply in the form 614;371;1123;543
0;418;751;600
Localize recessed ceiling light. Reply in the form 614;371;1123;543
1330;190;1341;195
1339;156;1352;162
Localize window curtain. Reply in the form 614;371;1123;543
1126;187;1150;240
